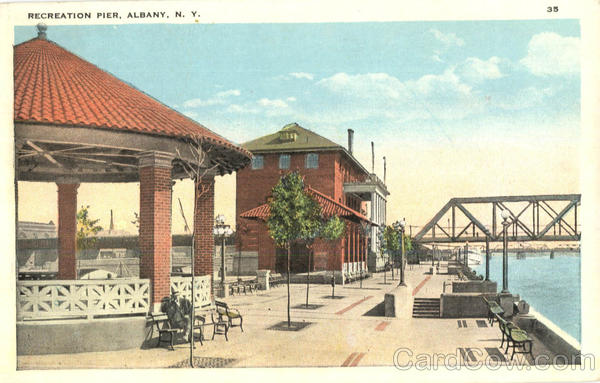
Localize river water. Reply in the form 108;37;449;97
472;252;580;342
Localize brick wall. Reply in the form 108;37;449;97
139;165;172;306
57;183;79;279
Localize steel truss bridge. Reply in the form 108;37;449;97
413;194;581;244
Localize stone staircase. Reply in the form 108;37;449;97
412;298;440;318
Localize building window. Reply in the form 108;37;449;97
305;153;319;169
251;155;264;169
279;154;291;169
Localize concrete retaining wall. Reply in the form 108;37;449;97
452;280;497;293
440;293;495;318
516;307;581;362
17;316;148;355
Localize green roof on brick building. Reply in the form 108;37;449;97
242;123;342;153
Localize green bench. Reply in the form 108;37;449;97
216;300;243;333
482;296;505;326
496;314;533;360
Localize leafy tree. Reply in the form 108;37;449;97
403;234;413;252
382;225;400;279
267;172;321;327
320;215;345;298
76;205;103;250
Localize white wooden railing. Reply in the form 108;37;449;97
170;275;211;307
17;279;150;321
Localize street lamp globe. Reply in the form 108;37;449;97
215;214;225;225
399;218;406;229
501;210;510;220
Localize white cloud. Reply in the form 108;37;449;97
455;56;506;83
495;86;555;110
289;72;314;80
258;98;289;108
317;72;404;100
183;89;241;108
226;97;293;117
520;32;580;76
431;54;444;63
226;104;259;114
286;97;297;102
315;70;480;123
430;29;465;48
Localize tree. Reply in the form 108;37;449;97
382;225;400;279
267;172;321;327
176;135;218;367
76;205;103;250
320;215;345;298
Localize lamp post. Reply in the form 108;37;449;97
378;228;388;285
214;214;233;291
485;235;490;281
465;241;469;269
360;221;371;289
393;218;406;287
501;210;511;293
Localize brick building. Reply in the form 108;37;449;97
237;123;388;276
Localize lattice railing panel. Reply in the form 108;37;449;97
17;279;150;320
170;275;211;307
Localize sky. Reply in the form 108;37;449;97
14;20;581;234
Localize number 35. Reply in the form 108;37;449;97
547;6;559;12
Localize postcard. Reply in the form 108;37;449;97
1;0;599;382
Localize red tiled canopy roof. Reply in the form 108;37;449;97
240;186;375;225
13;36;251;160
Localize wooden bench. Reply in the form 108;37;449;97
482;296;505;326
496;314;533;360
269;273;285;287
215;300;243;333
150;312;183;351
191;302;230;342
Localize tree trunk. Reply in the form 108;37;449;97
306;249;310;307
287;243;291;327
332;270;336;298
189;197;197;367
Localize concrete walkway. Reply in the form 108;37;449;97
17;263;550;369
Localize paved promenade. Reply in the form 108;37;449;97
17;263;553;369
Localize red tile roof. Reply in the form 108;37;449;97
13;37;251;161
240;185;375;225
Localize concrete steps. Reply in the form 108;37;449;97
412;297;440;318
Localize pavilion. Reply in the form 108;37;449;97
14;25;250;354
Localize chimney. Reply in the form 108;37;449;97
347;129;354;155
37;23;47;40
371;142;375;173
109;209;114;232
383;156;387;184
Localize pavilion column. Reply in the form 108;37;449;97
139;152;173;312
193;176;215;280
339;237;345;271
57;179;79;280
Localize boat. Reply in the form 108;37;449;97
466;247;483;265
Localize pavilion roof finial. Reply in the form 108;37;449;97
36;23;47;40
